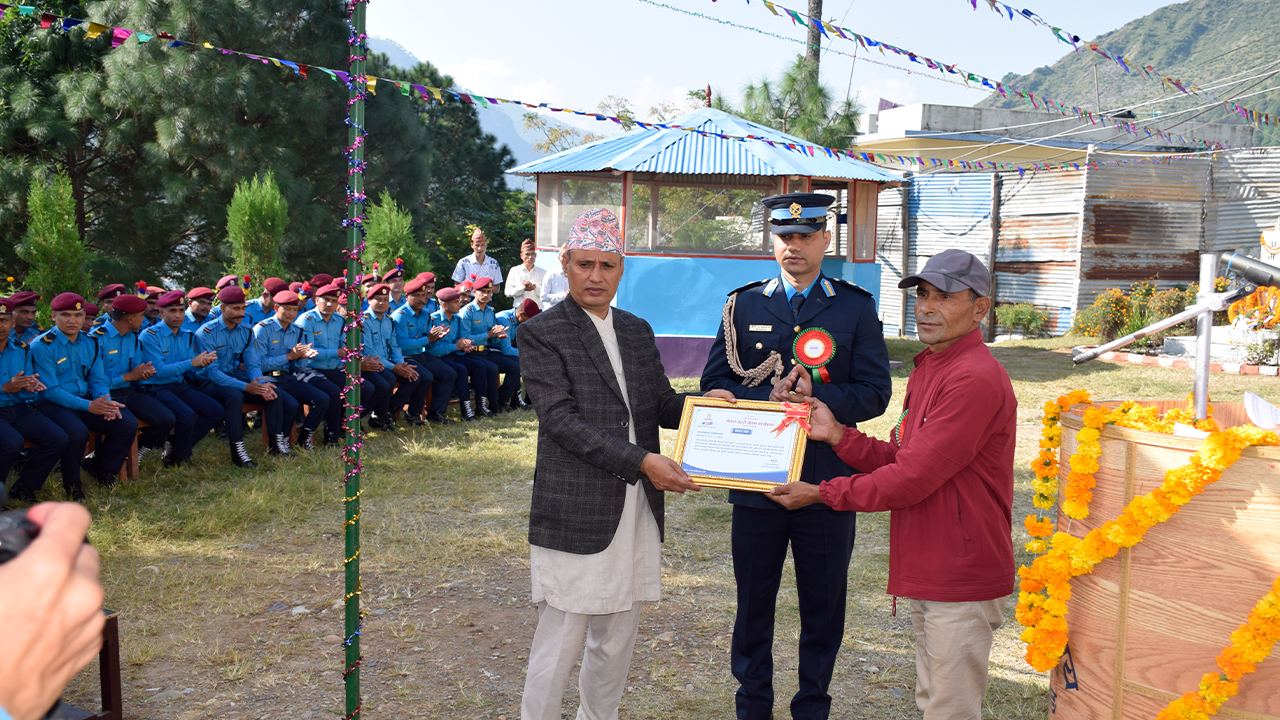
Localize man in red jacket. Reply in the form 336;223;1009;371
770;248;1016;720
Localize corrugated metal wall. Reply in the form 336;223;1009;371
993;170;1085;334
876;185;907;336
1077;159;1212;312
875;151;1280;339
1206;148;1280;254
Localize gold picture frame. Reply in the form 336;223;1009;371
672;397;809;492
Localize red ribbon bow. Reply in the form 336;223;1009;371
772;402;812;437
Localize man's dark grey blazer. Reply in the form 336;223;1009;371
520;294;691;555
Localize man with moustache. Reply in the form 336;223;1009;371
0;297;65;506
253;289;328;451
139;290;223;467
391;274;458;424
294;283;370;446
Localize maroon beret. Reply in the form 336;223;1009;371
366;283;391;299
263;277;288;295
158;290;186;308
144;286;163;300
457;280;473;292
217;286;246;304
112;295;147;314
188;287;215;301
8;291;39;308
404;277;428;294
435;287;461;303
471;277;492;291
314;283;341;298
97;283;126;300
381;268;403;282
0;298;12;314
334;277;348;289
216;274;239;290
521;298;541;318
289;281;303;293
50;292;86;312
310;273;334;287
415;271;435;283
360;274;378;286
84;303;99;317
272;290;300;306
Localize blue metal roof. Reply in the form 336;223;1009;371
509;107;902;183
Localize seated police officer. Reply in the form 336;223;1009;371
458;277;516;416
493;298;538;409
360;283;423;429
427;287;490;421
391;274;457;425
92;284;126;328
8;291;42;345
91;294;177;463
194;285;294;467
253;289;329;450
0;297;67;506
182;287;215;333
30;293;138;497
294;282;370;445
139;290;223;467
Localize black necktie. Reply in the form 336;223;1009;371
790;292;805;321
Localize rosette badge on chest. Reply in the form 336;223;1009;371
793;327;835;384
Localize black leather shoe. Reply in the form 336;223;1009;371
425;411;451;425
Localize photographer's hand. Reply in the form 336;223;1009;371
0;502;104;720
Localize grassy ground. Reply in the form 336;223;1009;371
30;335;1280;719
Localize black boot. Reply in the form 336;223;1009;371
230;441;258;468
425;410;451;425
297;427;316;451
461;400;477;421
268;432;296;459
80;456;117;488
479;397;496;418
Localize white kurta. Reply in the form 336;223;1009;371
529;308;663;616
505;264;548;309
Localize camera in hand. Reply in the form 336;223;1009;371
0;509;39;564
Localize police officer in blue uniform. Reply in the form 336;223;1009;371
701;192;892;720
458;277;514;415
92;284;126;328
8;292;42;345
493;298;538;409
140;290;223;467
427;287;488;421
253;289;330;450
391;275;458;424
91;294;177;461
294;282;370;445
30;292;138;498
0;297;67;506
182;287;216;333
360;283;423;430
194;285;295;467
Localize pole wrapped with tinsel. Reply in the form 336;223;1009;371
341;0;368;716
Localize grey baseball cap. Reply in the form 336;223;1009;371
899;249;991;297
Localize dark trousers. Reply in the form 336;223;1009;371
453;354;496;402
241;386;298;436
432;356;472;403
39;402;138;486
400;358;436;416
277;375;329;433
481;351;521;403
407;354;458;414
110;387;176;450
147;383;223;460
731;504;857;720
314;369;369;441
0;404;68;496
193;381;248;443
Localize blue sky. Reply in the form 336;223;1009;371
368;0;1177;132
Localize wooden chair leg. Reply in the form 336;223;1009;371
92;611;122;720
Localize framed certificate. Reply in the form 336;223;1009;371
672;397;810;492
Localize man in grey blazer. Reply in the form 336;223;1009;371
518;208;735;720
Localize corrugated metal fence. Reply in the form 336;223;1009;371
877;149;1280;339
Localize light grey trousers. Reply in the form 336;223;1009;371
520;601;643;720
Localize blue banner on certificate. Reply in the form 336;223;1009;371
672;398;809;492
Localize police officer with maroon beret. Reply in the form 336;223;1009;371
0;296;67;506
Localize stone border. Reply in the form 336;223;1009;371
1077;349;1279;376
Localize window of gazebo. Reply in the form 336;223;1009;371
534;172;878;262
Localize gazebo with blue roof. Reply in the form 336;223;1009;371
510;106;905;378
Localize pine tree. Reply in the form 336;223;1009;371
226;171;288;291
734;55;861;149
18;172;92;318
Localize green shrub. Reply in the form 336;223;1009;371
995;303;1049;336
1244;338;1280;366
18;172;94;326
226;171;288;292
364;191;429;280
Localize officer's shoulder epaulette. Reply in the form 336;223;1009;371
40;333;55;344
16;340;27;349
142;325;159;335
255;318;272;327
200;325;215;334
828;277;874;298
726;279;768;297
90;325;106;336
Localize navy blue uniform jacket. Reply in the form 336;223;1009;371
701;275;892;510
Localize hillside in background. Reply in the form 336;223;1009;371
977;0;1280;146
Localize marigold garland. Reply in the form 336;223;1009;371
1017;418;1278;673
1025;390;1090;554
1156;575;1280;720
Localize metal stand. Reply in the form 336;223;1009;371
1073;253;1251;421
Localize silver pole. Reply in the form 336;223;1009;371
1194;253;1216;420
